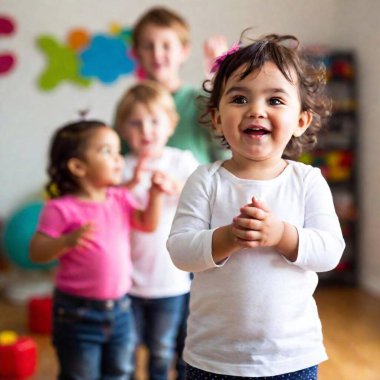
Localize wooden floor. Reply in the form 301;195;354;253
0;286;379;380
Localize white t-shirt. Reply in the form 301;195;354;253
167;160;345;377
124;147;199;298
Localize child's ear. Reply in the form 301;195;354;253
211;108;222;134
67;158;86;178
294;110;313;137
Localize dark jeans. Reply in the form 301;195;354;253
186;364;318;380
131;294;187;380
175;292;190;380
53;289;135;380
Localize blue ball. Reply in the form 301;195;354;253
2;201;56;270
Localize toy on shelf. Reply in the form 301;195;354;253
28;296;53;334
330;57;354;80
299;150;353;183
0;330;37;379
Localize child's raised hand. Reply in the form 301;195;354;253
150;170;181;195
123;153;150;189
203;34;228;75
64;222;95;251
232;197;285;248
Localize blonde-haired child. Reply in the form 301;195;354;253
115;80;198;380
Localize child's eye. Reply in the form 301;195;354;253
269;98;283;106
100;146;112;155
232;96;248;104
141;42;153;51
127;120;143;129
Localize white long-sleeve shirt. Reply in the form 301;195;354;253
167;160;345;377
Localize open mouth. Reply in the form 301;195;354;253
243;127;270;136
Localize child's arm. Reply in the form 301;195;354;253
30;223;93;263
210;224;241;263
130;171;167;232
168;166;238;272
122;154;148;190
233;175;346;272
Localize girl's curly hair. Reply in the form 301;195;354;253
201;32;331;159
46;120;106;198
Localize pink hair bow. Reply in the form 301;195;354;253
210;42;240;73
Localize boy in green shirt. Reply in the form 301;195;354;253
131;6;228;164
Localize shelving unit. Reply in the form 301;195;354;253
300;50;359;285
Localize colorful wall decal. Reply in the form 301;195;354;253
37;35;91;91
0;16;15;34
80;34;135;83
0;15;17;76
67;28;90;51
37;25;136;91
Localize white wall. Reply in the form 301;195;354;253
0;0;338;217
333;0;380;295
1;0;379;295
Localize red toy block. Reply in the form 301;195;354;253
0;333;37;379
27;296;52;334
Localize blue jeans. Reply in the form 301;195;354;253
131;294;187;380
53;289;135;380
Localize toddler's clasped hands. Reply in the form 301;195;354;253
231;197;285;249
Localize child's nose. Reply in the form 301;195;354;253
246;101;267;118
114;152;123;162
152;44;164;60
141;121;152;136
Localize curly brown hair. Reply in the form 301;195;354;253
201;32;331;159
46;120;107;198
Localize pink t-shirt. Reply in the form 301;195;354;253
37;187;136;300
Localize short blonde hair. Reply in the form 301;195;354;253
114;80;179;133
132;6;190;49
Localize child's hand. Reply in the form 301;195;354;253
232;197;285;248
150;170;181;195
64;223;95;251
30;222;96;264
123;154;150;189
203;35;228;75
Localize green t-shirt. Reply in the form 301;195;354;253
167;85;214;164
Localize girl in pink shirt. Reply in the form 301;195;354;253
30;119;169;380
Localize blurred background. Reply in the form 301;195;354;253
0;0;379;379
